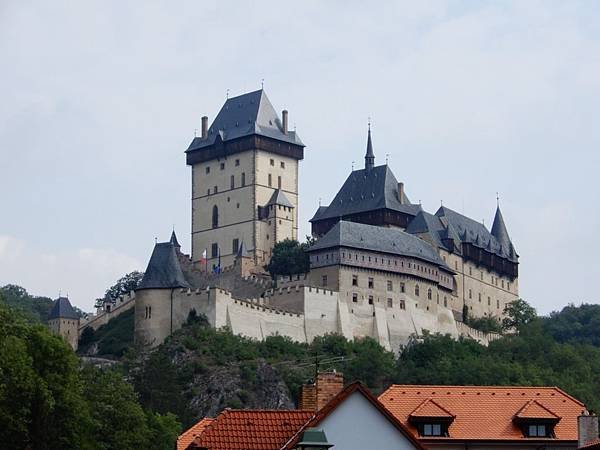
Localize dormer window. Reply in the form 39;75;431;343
526;424;551;438
409;398;455;438
419;423;447;437
513;400;560;439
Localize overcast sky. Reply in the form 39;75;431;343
1;1;599;313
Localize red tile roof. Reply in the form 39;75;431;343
580;438;600;450
409;398;455;419
282;382;426;450
178;418;214;450
379;385;587;442
187;409;313;450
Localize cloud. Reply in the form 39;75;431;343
0;235;142;312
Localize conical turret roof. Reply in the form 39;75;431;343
365;127;375;170
49;297;79;320
491;206;512;250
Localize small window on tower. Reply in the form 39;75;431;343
368;278;374;289
368;296;374;305
278;176;282;189
352;275;358;286
321;275;328;287
211;243;218;258
270;159;274;166
352;293;358;303
235;159;240;166
220;162;225;170
230;175;235;189
214;185;218;194
399;299;406;310
280;161;285;168
241;172;246;186
400;282;405;293
206;166;210;174
268;174;272;187
387;280;393;291
232;238;239;254
387;298;393;308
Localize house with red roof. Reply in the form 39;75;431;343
378;385;598;449
182;381;425;450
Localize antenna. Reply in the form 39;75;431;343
368;116;371;130
261;78;264;89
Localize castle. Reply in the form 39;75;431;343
50;89;518;353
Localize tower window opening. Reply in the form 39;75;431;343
212;205;219;228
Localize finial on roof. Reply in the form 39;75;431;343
386;153;389;164
226;88;229;99
496;191;500;207
351;161;355;171
365;123;375;170
261;78;264;89
170;230;181;248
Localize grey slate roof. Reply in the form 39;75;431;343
138;241;191;290
186;90;303;152
365;127;375;170
405;210;460;254
310;164;421;222
266;189;294;208
308;220;450;269
491;206;513;250
49;297;79;320
435;206;518;262
170;230;180;248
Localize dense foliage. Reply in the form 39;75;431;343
0;304;180;450
96;271;144;306
78;308;134;357
0;284;54;324
264;238;312;278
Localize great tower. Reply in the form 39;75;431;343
185;90;304;269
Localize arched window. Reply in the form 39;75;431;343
212;205;219;228
415;284;420;297
427;288;432;300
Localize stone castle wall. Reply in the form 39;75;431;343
79;292;136;332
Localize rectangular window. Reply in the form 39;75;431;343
278;175;282;189
280;161;285;168
368;278;374;289
469;289;472;299
270;158;274;166
352;293;358;303
214;185;218;194
368;296;374;305
400;282;405;293
241;172;246;186
387;280;393;291
321;275;328;287
387;298;393;308
488;297;491;306
211;243;218;258
497;299;500;309
352;275;358;286
220;162;225;170
268;173;272;187
527;424;547;437
205;166;210;174
230;175;235;189
423;424;442;436
232;238;239;254
235;159;240;166
400;299;406;310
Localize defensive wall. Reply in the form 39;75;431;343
79;291;136;333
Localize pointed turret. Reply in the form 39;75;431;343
365;126;375;170
170;230;181;249
491;205;512;251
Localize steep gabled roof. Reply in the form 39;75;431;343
282;382;426;450
435;206;517;262
188;410;313;450
48;297;79;320
310;164;420;222
170;230;181;248
138;241;190;290
308;220;450;269
177;418;214;450
379;385;586;442
266;189;294;208
186;90;303;153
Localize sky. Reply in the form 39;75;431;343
1;1;599;313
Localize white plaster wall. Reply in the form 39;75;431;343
317;391;420;450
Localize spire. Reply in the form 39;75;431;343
491;205;512;250
365;123;375;170
170;230;180;248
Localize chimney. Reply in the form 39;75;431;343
201;116;208;139
282;110;288;135
298;371;344;411
578;414;599;448
398;182;405;204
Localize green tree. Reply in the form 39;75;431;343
0;284;54;324
265;239;310;278
502;298;537;332
101;271;144;303
0;304;93;450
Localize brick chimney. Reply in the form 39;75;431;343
298;372;344;411
579;414;599;448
